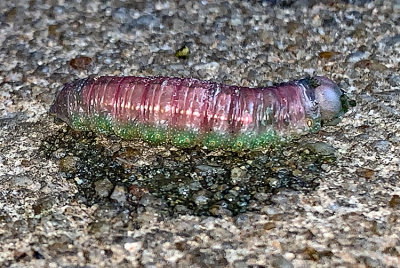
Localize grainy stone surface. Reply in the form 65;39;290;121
1;0;400;267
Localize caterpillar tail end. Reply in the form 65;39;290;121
49;102;65;125
49;82;77;126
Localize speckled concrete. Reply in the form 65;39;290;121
1;0;400;267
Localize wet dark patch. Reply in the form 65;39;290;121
40;128;334;217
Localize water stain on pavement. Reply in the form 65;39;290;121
40;127;335;217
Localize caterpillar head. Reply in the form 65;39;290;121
312;76;355;126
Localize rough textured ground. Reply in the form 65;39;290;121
1;0;400;267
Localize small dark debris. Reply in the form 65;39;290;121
33;250;45;260
356;167;375;179
388;195;400;209
318;51;340;60
69;56;92;70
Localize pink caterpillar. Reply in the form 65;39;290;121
50;76;352;150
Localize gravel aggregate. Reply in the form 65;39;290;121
1;0;400;267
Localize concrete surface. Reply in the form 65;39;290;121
1;0;399;267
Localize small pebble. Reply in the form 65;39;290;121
94;179;114;198
387;74;400;86
318;51;339;60
301;142;336;157
356;168;375;179
230;167;248;184
192;190;210;206
130;14;161;30
110;185;127;203
193;62;220;72
354;60;387;71
384;34;400;46
371;140;391;152
389;195;400;209
346;51;370;63
59;156;79;173
271;255;294;268
112;8;131;23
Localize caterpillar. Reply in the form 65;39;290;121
49;76;353;150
